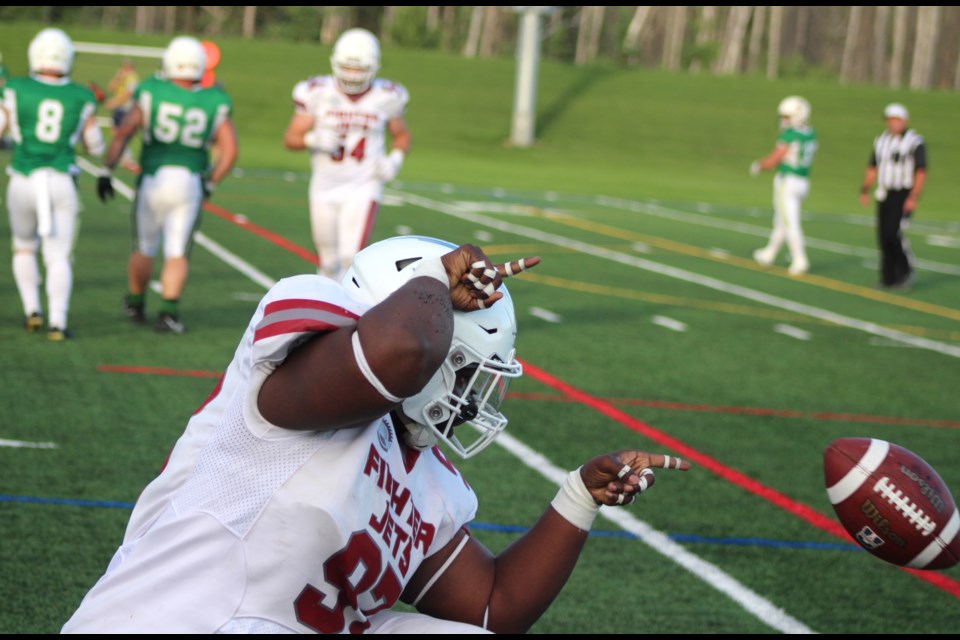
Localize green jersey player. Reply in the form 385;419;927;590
749;96;818;276
1;28;104;340
98;35;238;334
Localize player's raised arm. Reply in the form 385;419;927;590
405;449;690;633
258;242;539;433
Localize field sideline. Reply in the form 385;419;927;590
2;22;960;634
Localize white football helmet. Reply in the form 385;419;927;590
28;28;75;76
330;28;380;94
778;96;811;128
162;36;206;82
342;236;523;459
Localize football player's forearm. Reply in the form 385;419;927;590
484;508;588;633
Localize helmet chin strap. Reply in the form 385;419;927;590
391;410;438;451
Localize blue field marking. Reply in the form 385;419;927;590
469;521;861;552
1;495;135;509
1;494;860;552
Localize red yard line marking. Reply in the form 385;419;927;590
518;359;960;599
96;365;221;379
510;392;960;429
203;201;319;266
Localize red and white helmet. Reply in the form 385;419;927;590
28;28;75;76
342;236;523;459
778;95;811;128
162;36;206;82
330;28;380;95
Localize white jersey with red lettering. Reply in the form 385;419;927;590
292;75;409;200
62;274;478;634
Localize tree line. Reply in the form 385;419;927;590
4;6;959;91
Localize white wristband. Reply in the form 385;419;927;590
388;148;405;166
411;257;450;289
303;129;321;150
551;467;600;531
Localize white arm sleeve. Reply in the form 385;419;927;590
83;121;105;157
0;106;7;137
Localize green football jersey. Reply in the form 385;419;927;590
776;126;818;178
3;76;96;174
135;74;233;177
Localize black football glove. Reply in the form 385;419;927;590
202;180;216;201
96;175;115;203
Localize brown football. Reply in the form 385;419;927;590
824;437;959;569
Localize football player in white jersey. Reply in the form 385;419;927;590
61;236;689;634
283;27;412;280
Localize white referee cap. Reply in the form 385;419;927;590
883;103;909;120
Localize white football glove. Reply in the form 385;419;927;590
303;127;342;155
375;149;405;182
749;161;761;176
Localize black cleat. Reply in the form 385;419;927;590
154;312;185;334
47;326;73;341
24;312;44;333
122;296;146;324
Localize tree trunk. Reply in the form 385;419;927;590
464;6;484;58
575;6;604;65
426;6;440;32
242;6;257;39
767;5;783;79
747;5;766;74
163;6;177;34
322;8;346;46
839;6;863;85
441;5;458;52
101;6;121;29
889;6;908;88
713;6;751;75
135;6;154;34
623;5;654;63
793;7;810;58
381;6;397;45
689;6;718;74
662;6;687;71
201;6;229;37
871;6;889;84
479;6;501;57
909;5;940;90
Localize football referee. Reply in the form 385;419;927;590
858;103;927;290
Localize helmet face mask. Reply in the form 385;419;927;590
162;36;206;82
342;236;523;459
28;28;75;76
330;28;380;95
777;96;811;129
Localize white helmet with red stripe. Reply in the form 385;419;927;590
342;235;522;459
330;28;380;94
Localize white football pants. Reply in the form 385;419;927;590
133;166;203;259
6;169;79;329
762;173;809;265
308;183;380;280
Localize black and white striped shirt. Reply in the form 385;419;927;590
869;129;927;191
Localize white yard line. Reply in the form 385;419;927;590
394;190;960;359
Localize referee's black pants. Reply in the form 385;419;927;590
876;189;914;287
